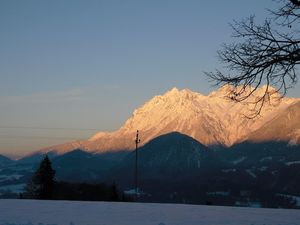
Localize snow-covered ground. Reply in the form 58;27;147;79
0;199;299;225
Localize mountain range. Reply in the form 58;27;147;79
26;85;300;157
1;85;300;207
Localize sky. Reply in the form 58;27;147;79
1;0;300;157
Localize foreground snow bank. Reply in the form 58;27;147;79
0;199;299;225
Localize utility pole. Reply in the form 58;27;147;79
135;130;140;200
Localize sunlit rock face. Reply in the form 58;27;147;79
247;101;300;145
32;85;300;156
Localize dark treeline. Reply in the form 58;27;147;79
53;181;120;201
21;155;129;202
19;148;299;208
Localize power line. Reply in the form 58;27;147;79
0;135;85;140
0;126;97;140
0;126;100;131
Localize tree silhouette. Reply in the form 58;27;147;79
110;182;119;201
24;155;56;200
206;0;300;116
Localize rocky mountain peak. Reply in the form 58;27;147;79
34;86;300;156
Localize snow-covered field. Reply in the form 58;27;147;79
0;199;299;225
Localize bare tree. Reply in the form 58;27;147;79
206;0;300;117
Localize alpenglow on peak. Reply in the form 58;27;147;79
36;85;300;155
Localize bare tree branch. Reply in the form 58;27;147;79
206;0;300;117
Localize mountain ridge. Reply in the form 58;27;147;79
27;85;300;157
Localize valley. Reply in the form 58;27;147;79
1;86;300;208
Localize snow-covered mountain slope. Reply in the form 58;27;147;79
32;85;300;155
248;101;300;145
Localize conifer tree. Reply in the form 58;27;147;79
24;155;56;200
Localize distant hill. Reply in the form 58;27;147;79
17;151;57;165
109;132;210;185
0;154;13;167
52;149;127;182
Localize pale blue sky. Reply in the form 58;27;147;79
1;0;300;156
